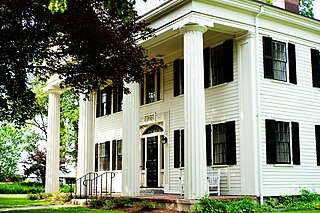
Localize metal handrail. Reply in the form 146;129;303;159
75;172;98;203
94;171;116;198
74;171;115;203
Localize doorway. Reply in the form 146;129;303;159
141;124;164;188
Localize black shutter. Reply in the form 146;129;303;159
141;138;145;170
263;36;274;79
226;121;236;165
105;141;110;171
96;90;101;117
292;122;300;165
174;130;180;168
316;126;320;166
181;129;184;167
140;80;144;105
112;140;116;170
266;120;277;164
288;43;297;84
157;69;161;101
173;59;180;96
181;59;184;95
311;49;320;88
204;48;211;88
206;124;212;166
224;40;234;83
106;87;112;115
113;88;117;113
118;86;123;112
94;143;99;172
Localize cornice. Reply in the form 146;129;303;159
139;0;320;35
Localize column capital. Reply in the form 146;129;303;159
179;24;208;34
46;87;64;95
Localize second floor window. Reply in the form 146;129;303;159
141;69;161;105
263;36;297;84
96;86;123;118
204;40;234;88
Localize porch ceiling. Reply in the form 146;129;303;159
144;26;244;59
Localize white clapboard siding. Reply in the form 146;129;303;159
259;24;320;196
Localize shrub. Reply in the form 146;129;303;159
27;193;40;200
104;197;133;209
88;197;107;208
135;200;157;211
60;184;74;193
194;196;260;213
0;182;44;194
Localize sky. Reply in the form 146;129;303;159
315;0;320;19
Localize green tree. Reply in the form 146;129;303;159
0;0;164;125
0;123;26;181
299;0;314;18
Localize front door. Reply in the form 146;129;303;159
146;136;158;187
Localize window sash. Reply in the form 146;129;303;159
117;140;122;170
213;124;227;165
141;70;161;105
272;41;287;81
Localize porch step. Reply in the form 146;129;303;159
140;188;164;195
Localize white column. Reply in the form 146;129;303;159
238;34;259;195
77;93;95;178
180;24;208;199
45;90;62;193
122;82;140;196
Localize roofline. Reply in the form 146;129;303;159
139;0;320;34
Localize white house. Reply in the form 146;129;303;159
45;0;320;202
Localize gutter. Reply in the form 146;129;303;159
255;5;264;206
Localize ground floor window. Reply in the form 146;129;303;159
265;120;300;165
206;121;236;166
173;129;184;168
94;140;122;171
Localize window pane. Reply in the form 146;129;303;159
213;123;227;164
275;121;290;163
146;72;156;104
117;140;122;170
272;41;287;82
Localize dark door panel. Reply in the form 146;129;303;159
146;136;158;187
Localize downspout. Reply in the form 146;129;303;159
255;5;264;206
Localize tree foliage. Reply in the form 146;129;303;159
299;0;314;18
21;148;69;185
0;0;163;125
0;123;26;181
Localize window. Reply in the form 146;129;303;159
96;87;112;117
94;140;122;171
206;121;236;165
96;86;123;118
263;37;297;84
112;140;122;170
311;49;320;88
204;40;233;88
173;59;184;96
141;69;161;105
174;129;184;168
265;120;300;165
98;142;110;171
315;125;320;166
113;85;123;113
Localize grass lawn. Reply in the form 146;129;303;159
0;197;55;208
276;211;320;213
3;207;125;212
